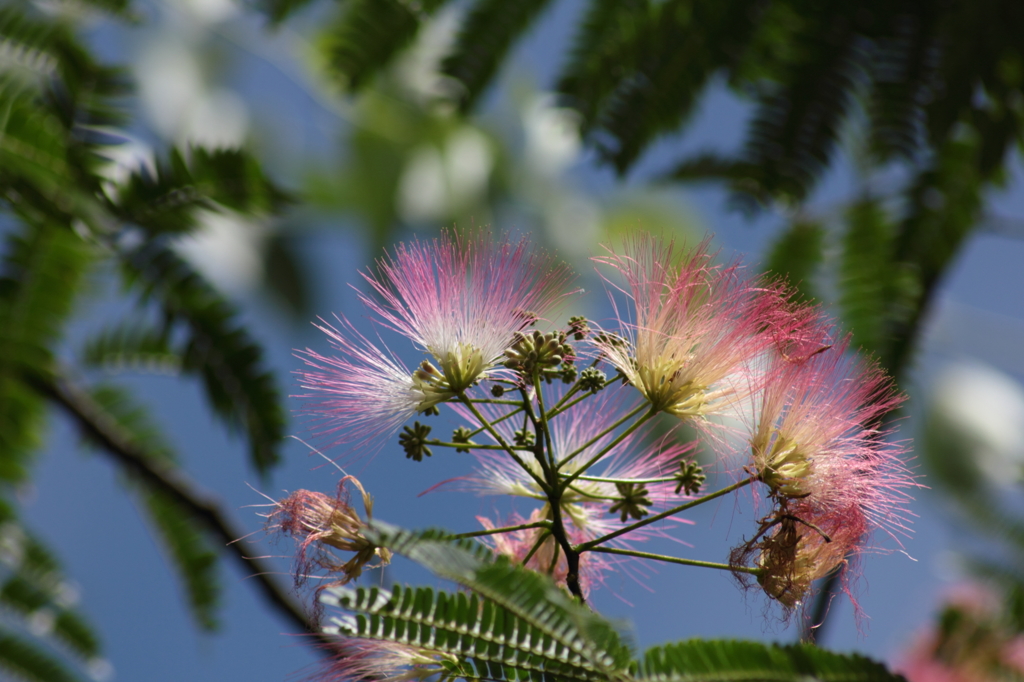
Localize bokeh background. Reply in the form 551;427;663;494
5;0;1024;679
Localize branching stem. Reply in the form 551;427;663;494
459;395;549;494
31;370;331;650
557;405;653;480
577;476;756;551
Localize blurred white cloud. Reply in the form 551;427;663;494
931;359;1024;485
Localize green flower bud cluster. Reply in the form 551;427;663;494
578;368;607;393
609;482;653;522
400;422;433;461
513;428;535;447
451;426;475;453
674;460;706;495
567;316;590;340
504;330;573;377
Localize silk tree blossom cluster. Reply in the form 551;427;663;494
270;230;917;668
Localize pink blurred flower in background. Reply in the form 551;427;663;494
896;584;1024;682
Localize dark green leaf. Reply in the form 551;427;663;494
866;7;943;162
557;0;651;128
322;0;451;92
140;489;221;630
81;322;179;375
366;523;634;674
839;197;900;357
120;243;285;474
442;0;555;112
589;0;763;173
109;147;291;236
886;134;984;373
263;231;312;317
0;629;90;682
636;639;906;681
764;219;824;302
738;5;864;202
0;222;93;482
0;576;101;660
254;0;316;24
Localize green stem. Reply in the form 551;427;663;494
533;376;557;472
576;476;756;551
571;474;679;485
565;484;619;502
449;521;551;539
521;531;550;565
557;405;654;481
467;399;523;405
467;406;522;438
458;396;549;494
586;547;762;576
426;440;530;451
545;372;624;420
547;380;582;414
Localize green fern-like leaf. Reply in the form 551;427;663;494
884;135;983;373
865;7;943;162
140;489;221;631
442;0;554;112
0;76;76;203
365;523;634;675
557;0;651;129
322;0;451;91
0;576;101;660
839;197;899;357
591;0;762;173
764;219;824;302
81;322;180;375
0;629;90;682
636;639;906;682
0;507;104;677
739;5;864;202
109;147;290;236
120;243;285;475
323;582;615;681
0;223;93;482
256;0;318;23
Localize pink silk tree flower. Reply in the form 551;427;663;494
729;328;916;613
312;639;451;682
267;475;391;592
736;498;868;612
437;388;696;593
360;230;574;394
591;235;796;425
296;317;447;447
295;230;574;447
745;333;915;540
895;584;1024;682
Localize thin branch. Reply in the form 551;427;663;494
449;521;551;539
586;546;762;576
30;370;335;652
